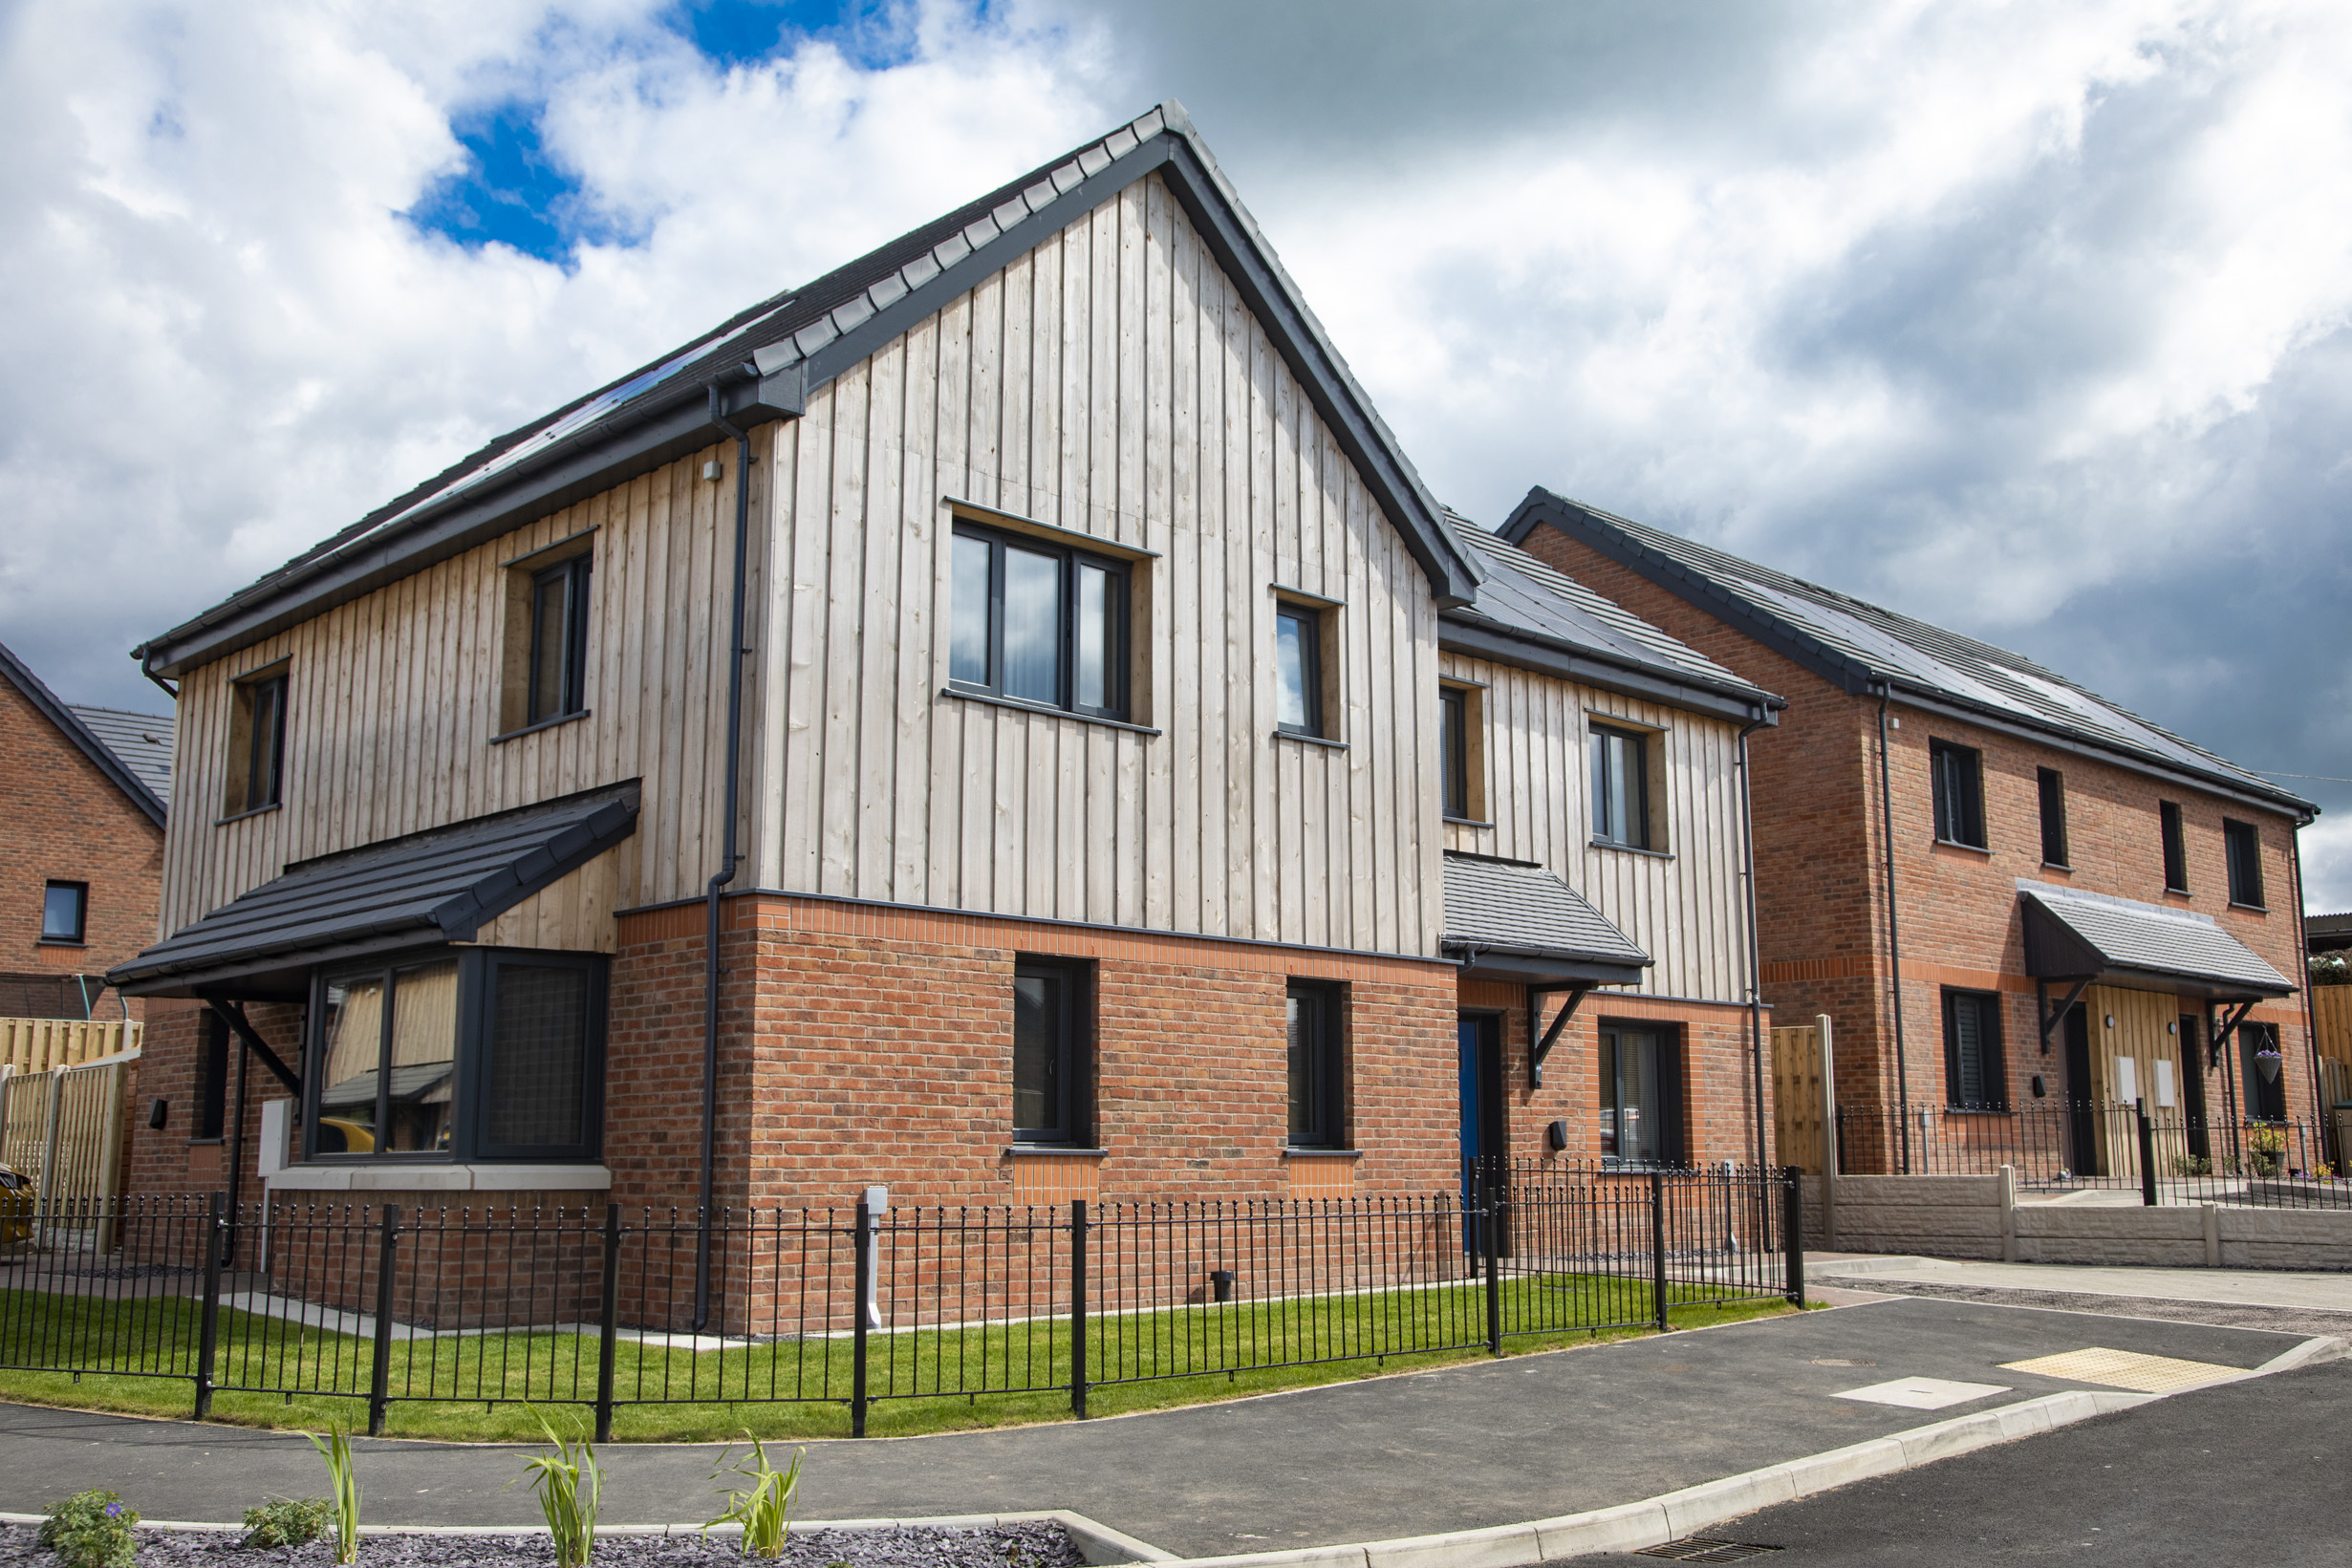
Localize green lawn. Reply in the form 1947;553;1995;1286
0;1276;1796;1442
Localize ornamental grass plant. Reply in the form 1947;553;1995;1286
515;1407;604;1568
705;1434;805;1558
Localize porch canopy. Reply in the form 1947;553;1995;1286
1441;851;1649;988
107;782;639;1002
2018;880;2294;1002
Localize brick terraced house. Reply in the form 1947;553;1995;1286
107;106;1782;1242
1500;490;2320;1180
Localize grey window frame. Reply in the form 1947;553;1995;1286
2160;801;2189;892
300;946;607;1165
39;880;87;944
239;672;290;814
950;522;1129;721
525;554;593;727
1589;722;1653;850
1011;956;1092;1146
1285;980;1345;1149
193;1010;229;1142
1597;1020;1684;1167
2037;767;2069;868
1273;602;1326;738
2223;819;2265;909
1439;687;1471;821
1930;740;1987;848
1941;987;2006;1110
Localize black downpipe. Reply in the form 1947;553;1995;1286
695;383;755;1331
1736;712;1772;1172
1876;685;1911;1172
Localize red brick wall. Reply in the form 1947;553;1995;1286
1515;523;2314;1140
0;675;164;1019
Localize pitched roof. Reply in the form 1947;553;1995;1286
135;101;1480;679
1442;852;1651;977
69;706;175;802
0;640;167;827
2018;881;2293;999
1501;488;2311;816
108;782;638;998
1441;520;1778;721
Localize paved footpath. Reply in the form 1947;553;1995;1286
0;1297;2326;1558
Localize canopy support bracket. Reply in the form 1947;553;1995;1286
1528;984;1592;1088
2036;977;2093;1057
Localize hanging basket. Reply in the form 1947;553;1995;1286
2256;1051;2282;1085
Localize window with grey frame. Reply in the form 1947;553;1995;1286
233;671;289;815
1597;1021;1682;1165
2037;767;2069;867
40;881;86;944
1273;602;1325;738
304;947;604;1164
1012;956;1090;1145
2223;819;2265;909
1439;686;1472;820
526;553;593;726
1941;988;2005;1110
950;523;1127;720
2160;801;2189;891
1285;980;1344;1149
1930;740;1986;848
1589;723;1651;849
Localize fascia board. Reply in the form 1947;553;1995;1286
140;376;804;679
1502;491;1881;698
1437;614;1779;726
0;640;167;827
1885;685;2315;822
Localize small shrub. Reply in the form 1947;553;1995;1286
705;1434;804;1558
514;1407;602;1568
243;1498;335;1550
39;1491;139;1568
2170;1154;2212;1177
301;1425;361;1565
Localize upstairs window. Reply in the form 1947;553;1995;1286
1942;988;2004;1110
1285;981;1345;1149
951;523;1127;720
2037;767;2069;868
527;555;593;727
2159;802;2189;892
223;666;289;818
1930;740;1986;848
2224;819;2265;909
1440;686;1473;820
1273;603;1326;738
1590;722;1653;849
40;881;86;943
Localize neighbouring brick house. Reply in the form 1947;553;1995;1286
0;638;172;1024
1500;490;2320;1181
106;104;1781;1254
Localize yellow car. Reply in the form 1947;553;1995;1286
0;1162;31;1248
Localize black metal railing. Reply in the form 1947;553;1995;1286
1833;1103;2350;1208
0;1166;1802;1437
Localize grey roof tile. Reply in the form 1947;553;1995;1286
68;706;176;802
1443;853;1651;968
2018;880;2292;997
109;784;639;993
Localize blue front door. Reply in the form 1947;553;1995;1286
1459;1014;1497;1252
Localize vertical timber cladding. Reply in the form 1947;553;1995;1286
157;438;759;939
753;170;1445;957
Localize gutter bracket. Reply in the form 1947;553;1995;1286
1527;984;1591;1088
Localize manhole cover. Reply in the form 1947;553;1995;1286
1636;1538;1783;1562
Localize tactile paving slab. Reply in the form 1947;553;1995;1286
1997;1345;2242;1392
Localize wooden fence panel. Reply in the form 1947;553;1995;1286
0;1018;141;1075
1771;1019;1834;1175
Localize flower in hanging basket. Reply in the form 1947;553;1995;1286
2255;1047;2283;1085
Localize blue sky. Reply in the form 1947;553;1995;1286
6;0;2352;901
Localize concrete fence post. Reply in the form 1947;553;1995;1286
1998;1165;2018;1263
2202;1204;2221;1268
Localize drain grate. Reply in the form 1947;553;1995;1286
1635;1538;1784;1562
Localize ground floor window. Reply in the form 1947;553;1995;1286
2237;1020;2287;1123
1598;1021;1682;1165
1941;988;2005;1109
1013;956;1091;1145
1285;980;1345;1149
305;947;604;1163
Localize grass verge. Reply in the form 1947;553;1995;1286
0;1279;1796;1442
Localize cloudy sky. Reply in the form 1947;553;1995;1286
6;0;2352;903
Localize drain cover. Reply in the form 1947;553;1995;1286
1635;1539;1784;1562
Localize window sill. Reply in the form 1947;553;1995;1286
1273;729;1349;750
1931;838;1992;856
2229;901;2269;913
2040;862;2073;872
1005;1145;1108;1158
1443;816;1495;830
491;709;592;745
1589;839;1672;860
185;1137;224;1149
215;803;283;827
941;688;1160;736
1942;1106;2014;1117
268;1163;611;1192
1281;1147;1362;1160
35;938;86;949
2162;886;2190;898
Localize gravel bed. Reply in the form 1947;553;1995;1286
0;1520;1087;1568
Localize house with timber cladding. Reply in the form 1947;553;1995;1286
1501;489;2322;1181
107;103;1784;1224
